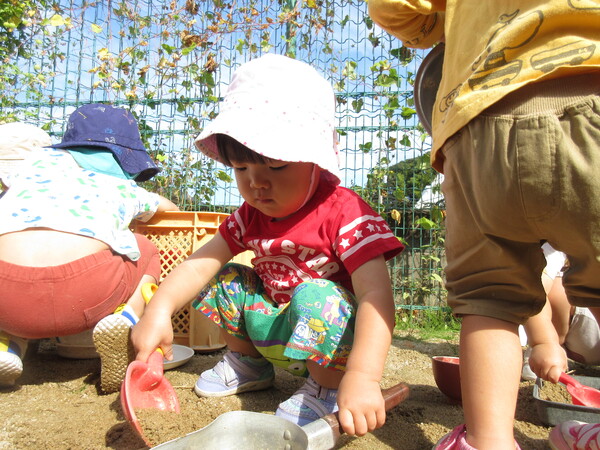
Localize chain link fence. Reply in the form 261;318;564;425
1;0;446;311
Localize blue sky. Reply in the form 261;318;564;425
11;0;430;207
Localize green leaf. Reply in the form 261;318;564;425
351;98;363;113
216;170;233;183
415;217;436;230
200;71;215;87
431;273;444;283
400;107;416;119
359;142;372;153
431;207;445;224
181;44;196;56
161;43;175;54
49;14;65;27
342;60;357;80
375;73;398;88
383;96;400;110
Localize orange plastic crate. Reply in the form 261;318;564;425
131;211;253;352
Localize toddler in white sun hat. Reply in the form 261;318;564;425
131;53;404;435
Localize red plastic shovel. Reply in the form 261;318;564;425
559;373;600;408
120;282;180;446
121;349;180;446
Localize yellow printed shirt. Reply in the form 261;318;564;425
368;0;600;172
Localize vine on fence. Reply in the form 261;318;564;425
0;0;447;309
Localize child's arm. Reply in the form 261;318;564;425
368;0;445;48
156;194;179;212
337;255;396;436
132;194;179;224
524;287;568;383
130;231;233;362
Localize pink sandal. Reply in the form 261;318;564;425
433;424;522;449
549;420;600;449
433;425;473;450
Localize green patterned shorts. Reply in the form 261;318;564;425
192;263;357;376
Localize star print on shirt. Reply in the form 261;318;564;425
226;210;247;248
217;181;404;304
336;214;397;262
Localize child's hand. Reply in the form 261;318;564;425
130;308;175;363
336;370;386;436
528;342;568;383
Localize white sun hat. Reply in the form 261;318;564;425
194;53;341;182
0;122;52;181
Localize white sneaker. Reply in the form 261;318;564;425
521;347;537;381
275;376;338;426
0;332;28;387
194;351;274;398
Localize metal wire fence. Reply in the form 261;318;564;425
1;0;446;311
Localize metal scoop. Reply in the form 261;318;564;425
153;382;410;449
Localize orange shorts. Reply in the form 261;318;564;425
0;233;160;339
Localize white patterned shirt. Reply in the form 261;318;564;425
0;148;160;260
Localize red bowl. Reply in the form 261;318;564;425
432;356;462;403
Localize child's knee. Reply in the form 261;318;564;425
292;279;338;303
292;279;353;311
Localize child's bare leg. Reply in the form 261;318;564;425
221;329;262;358
461;315;521;450
547;277;572;345
306;359;343;388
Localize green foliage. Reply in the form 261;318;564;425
0;0;50;122
356;152;439;227
393;205;446;308
1;0;426;211
1;0;448;311
395;308;461;341
352;153;446;311
0;0;45;59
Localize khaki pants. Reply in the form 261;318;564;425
442;72;600;324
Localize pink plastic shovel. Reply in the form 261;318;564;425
121;349;180;446
559;373;600;408
120;282;180;446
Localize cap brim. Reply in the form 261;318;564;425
48;141;159;181
134;166;161;182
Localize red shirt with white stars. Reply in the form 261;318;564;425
219;172;404;304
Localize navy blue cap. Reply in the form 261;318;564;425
48;103;160;182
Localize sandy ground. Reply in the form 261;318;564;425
2;332;596;449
